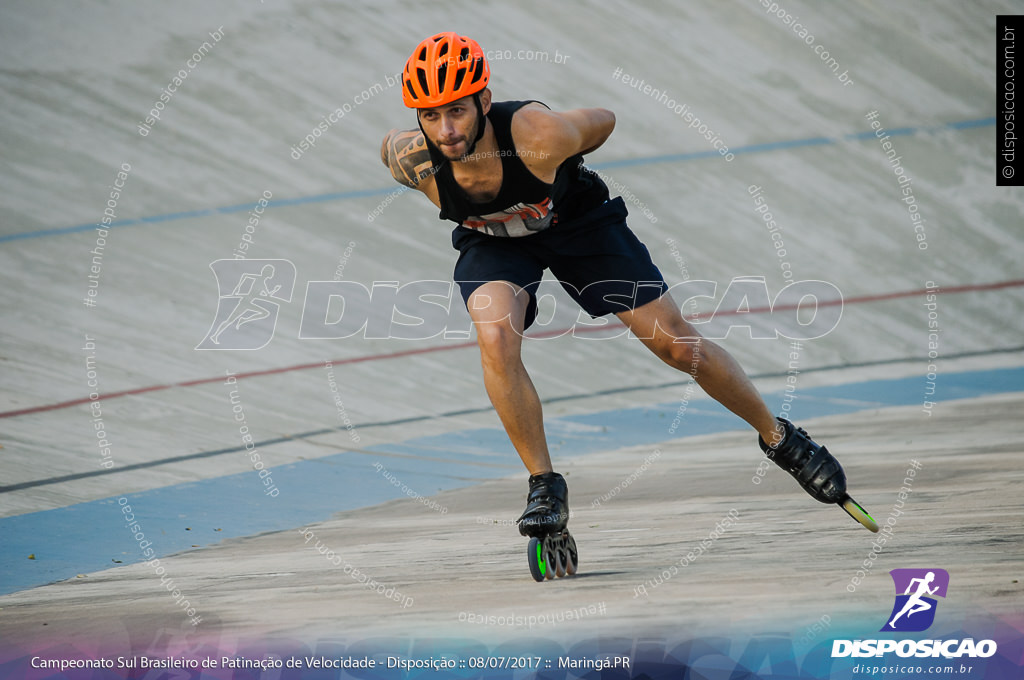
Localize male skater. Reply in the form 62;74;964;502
381;32;848;538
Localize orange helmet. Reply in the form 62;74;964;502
403;32;490;108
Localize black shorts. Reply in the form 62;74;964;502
451;197;668;329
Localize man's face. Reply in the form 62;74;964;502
417;95;480;161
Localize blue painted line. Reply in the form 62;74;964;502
0;366;1020;596
884;126;919;137
0;116;994;244
138;208;216;223
0;189;404;244
947;116;997;130
597;135;835;170
0;219;140;242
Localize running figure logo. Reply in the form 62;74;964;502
881;568;950;632
196;259;296;350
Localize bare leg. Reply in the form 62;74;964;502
616;293;786;446
467;281;552;474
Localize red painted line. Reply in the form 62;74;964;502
689;278;1024;320
0;340;480;419
3;278;1022;419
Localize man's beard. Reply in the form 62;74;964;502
418;93;487;163
436;117;480;161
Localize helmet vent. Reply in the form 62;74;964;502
416;68;430;97
437;62;448;91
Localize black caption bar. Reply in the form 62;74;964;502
998;15;1022;186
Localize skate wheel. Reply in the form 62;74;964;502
564;534;578;576
542;545;558;580
841;496;879;533
554;548;566;578
527;537;547;582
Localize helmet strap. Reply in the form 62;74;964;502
464;93;486;156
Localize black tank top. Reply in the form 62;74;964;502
430;100;609;237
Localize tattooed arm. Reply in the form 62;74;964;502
381;129;441;206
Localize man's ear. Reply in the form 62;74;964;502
478;87;492;114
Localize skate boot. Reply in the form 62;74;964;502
759;417;846;503
758;417;879;532
516;471;569;537
516;472;578;581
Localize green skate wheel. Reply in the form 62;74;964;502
527;537;547;582
543;545;558;580
841;496;879;533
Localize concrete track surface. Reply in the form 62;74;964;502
1;1;1022;678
